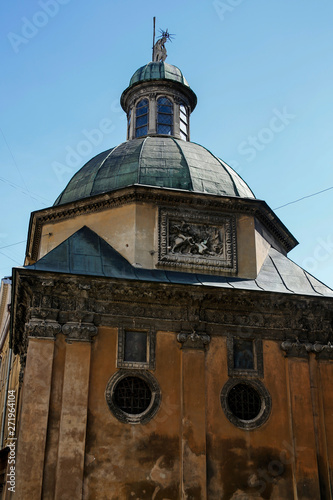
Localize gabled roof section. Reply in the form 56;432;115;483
25;226;137;278
24;226;333;298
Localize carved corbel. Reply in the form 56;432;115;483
62;322;97;343
25;319;61;340
177;331;210;350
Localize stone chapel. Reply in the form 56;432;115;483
8;48;333;499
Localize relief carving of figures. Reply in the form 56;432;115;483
159;208;237;272
168;220;225;257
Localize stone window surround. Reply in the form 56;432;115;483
105;369;161;424
127;92;190;141
227;336;264;378
117;325;156;370
221;378;271;430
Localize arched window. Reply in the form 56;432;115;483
179;102;188;140
157;97;173;135
135;99;149;138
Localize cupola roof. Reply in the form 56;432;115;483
129;62;190;87
121;61;197;111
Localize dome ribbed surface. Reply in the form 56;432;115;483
54;137;255;206
129;62;190;88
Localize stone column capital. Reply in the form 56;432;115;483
25;319;61;340
62;322;97;342
177;331;210;350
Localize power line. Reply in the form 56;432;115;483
0;176;50;205
274;186;333;210
0;126;35;203
0;251;21;265
0;241;26;250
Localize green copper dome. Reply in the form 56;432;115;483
121;62;197;111
54;137;255;206
129;62;190;87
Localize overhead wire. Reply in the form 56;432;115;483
0;241;26;250
274;185;333;210
0;126;36;202
0;176;50;205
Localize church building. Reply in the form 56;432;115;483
7;33;333;499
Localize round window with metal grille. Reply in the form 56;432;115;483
105;371;161;424
221;379;271;430
113;376;152;414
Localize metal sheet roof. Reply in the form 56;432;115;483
54;137;255;206
24;226;333;298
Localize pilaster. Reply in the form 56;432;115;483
286;357;321;499
15;320;58;499
54;322;97;500
178;331;210;499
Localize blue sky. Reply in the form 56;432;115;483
1;0;333;287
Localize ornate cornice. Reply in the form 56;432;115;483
11;269;333;358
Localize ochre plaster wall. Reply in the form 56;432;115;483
83;327;181;498
38;206;268;279
255;226;272;275
236;214;257;279
205;337;321;499
15;329;333;499
39;204;138;265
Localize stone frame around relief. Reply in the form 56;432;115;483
158;207;237;273
117;325;156;370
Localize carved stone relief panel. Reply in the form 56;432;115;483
158;208;237;273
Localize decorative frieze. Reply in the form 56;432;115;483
158;207;237;273
12;272;333;358
177;331;211;350
62;322;97;342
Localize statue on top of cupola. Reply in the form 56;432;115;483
153;28;174;62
